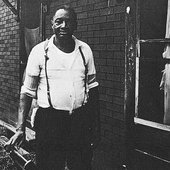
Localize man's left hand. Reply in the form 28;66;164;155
90;117;101;149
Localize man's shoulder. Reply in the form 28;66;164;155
75;38;93;63
76;38;91;49
75;38;92;57
33;35;54;51
32;40;47;51
28;40;48;61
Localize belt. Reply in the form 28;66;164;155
39;105;87;115
71;105;87;114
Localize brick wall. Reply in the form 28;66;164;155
0;0;20;126
46;0;126;167
0;0;126;168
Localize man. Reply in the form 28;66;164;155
6;5;100;170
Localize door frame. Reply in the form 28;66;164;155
124;0;170;168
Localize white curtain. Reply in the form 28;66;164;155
160;0;170;124
24;27;40;56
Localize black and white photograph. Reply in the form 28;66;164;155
0;0;170;170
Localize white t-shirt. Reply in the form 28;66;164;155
21;35;98;113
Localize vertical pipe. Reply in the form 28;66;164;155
18;0;23;87
40;3;43;41
124;0;129;167
40;3;46;41
124;0;137;168
135;0;140;118
124;1;132;168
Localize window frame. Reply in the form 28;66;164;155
134;0;170;130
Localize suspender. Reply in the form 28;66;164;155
44;40;53;107
79;46;88;98
44;40;88;108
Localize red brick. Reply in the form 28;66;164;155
100;8;114;16
100;37;114;44
114;36;125;43
94;30;107;37
113;21;125;29
81;31;93;37
107;44;121;51
114;5;125;13
77;11;88;19
88;24;100;31
94;1;108;9
87;37;100;44
93;44;107;51
0;0;20;124
94;16;107;23
78;25;88;32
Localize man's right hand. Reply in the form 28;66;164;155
4;130;25;151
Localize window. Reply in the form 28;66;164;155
135;0;170;129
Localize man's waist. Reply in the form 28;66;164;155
38;104;87;115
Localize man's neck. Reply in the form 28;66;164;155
53;36;75;53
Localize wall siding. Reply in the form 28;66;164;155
0;0;20;126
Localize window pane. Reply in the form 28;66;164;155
140;0;168;39
137;43;165;123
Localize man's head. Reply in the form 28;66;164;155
51;5;77;40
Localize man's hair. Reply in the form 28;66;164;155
52;5;77;21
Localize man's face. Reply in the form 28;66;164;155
52;9;77;40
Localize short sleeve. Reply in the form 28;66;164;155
21;43;43;97
82;44;99;89
26;44;43;76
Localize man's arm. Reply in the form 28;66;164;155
17;93;33;131
88;86;101;149
5;43;41;148
88;86;99;118
5;93;33;148
5;74;39;148
83;43;100;147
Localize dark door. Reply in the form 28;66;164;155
125;0;170;169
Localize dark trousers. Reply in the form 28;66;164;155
34;106;93;170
